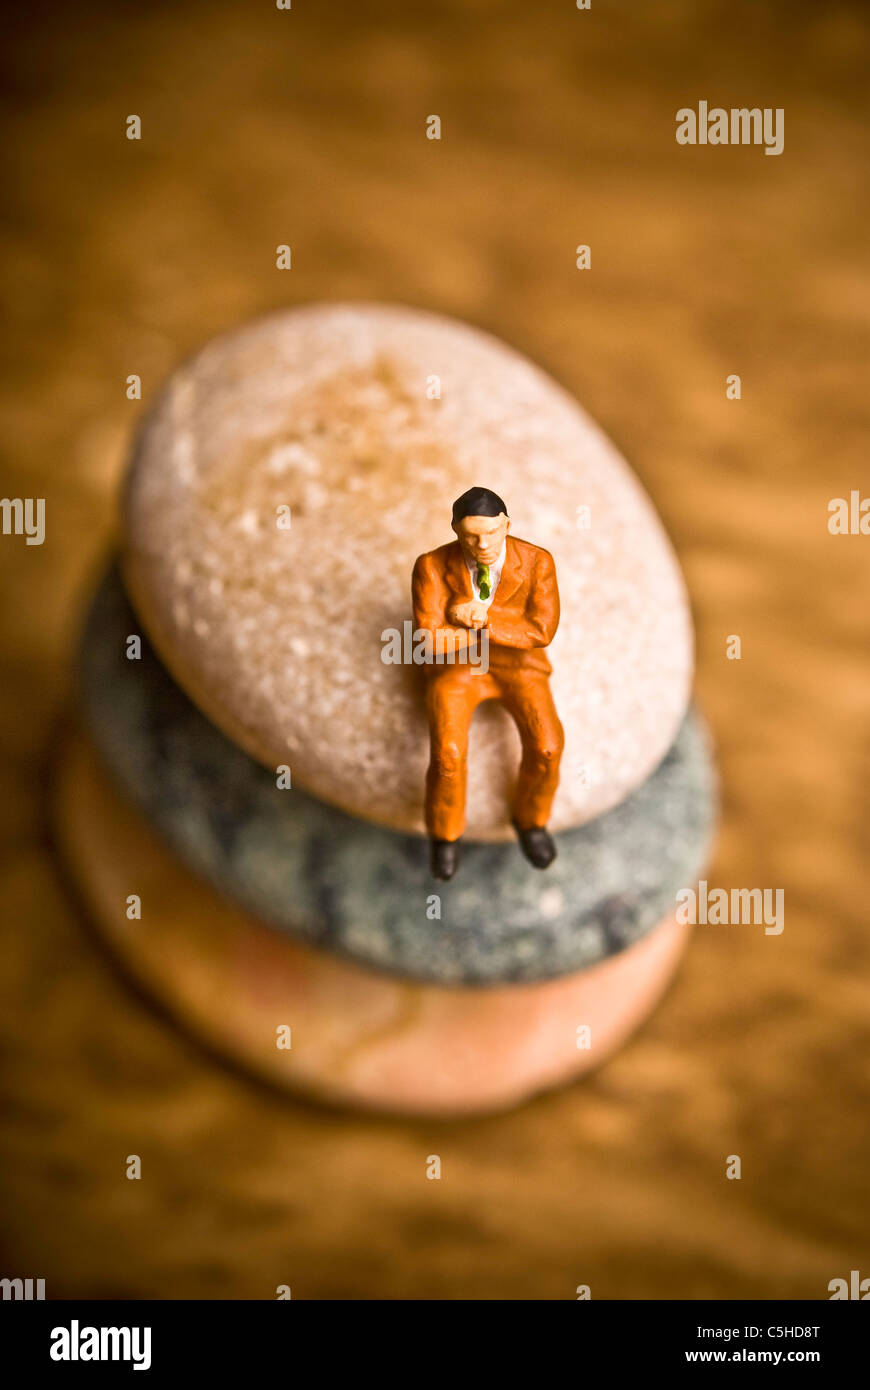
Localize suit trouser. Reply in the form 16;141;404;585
424;663;564;841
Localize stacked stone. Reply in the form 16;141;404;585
62;304;715;1116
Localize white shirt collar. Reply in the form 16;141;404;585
464;540;507;606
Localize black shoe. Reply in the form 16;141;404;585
430;838;461;881
514;822;557;870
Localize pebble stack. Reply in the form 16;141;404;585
59;303;715;1116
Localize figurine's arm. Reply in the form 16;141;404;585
412;552;476;653
486;548;560;649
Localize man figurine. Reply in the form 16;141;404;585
412;487;564;881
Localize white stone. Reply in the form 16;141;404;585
122;303;693;840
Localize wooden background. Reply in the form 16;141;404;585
0;0;868;1298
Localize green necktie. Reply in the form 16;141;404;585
477;563;491;600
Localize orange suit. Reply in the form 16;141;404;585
412;536;564;841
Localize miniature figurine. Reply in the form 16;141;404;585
412;487;564;880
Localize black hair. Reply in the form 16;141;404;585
451;486;508;525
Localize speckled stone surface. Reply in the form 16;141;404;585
121;302;693;841
79;567;714;987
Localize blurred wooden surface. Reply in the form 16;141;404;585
1;0;868;1298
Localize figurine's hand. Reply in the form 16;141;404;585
467;601;489;628
449;600;489;629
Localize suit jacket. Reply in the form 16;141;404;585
411;536;560;674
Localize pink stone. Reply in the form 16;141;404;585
57;730;691;1116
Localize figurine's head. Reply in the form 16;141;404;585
451;487;510;565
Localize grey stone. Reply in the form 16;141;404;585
78;567;716;987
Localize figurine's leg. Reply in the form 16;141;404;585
424;669;490;842
499;672;564;867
